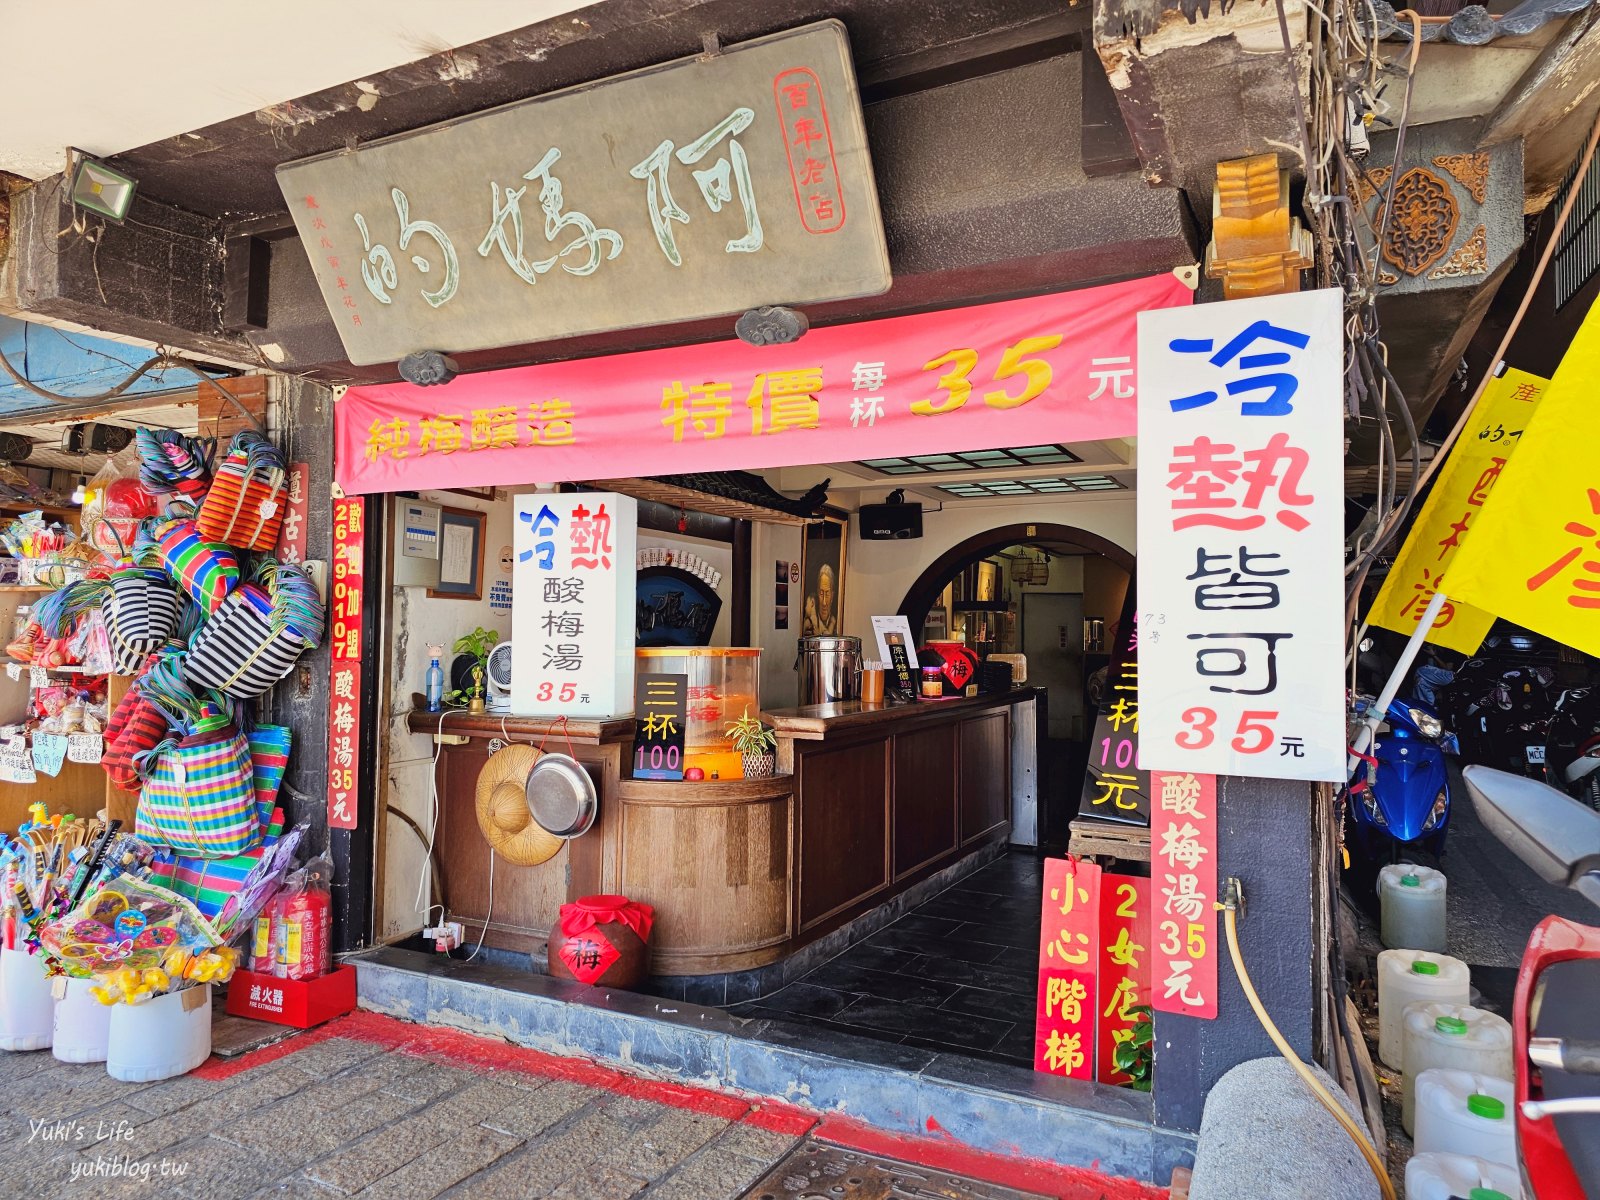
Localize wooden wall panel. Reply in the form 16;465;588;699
959;710;1011;845
892;724;957;880
797;739;889;930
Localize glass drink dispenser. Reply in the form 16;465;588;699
635;648;761;779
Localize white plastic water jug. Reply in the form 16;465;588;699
106;986;212;1082
1400;1002;1513;1134
52;977;112;1063
0;947;54;1051
1413;1068;1517;1169
1377;948;1469;1066
1378;862;1448;952
1404;1151;1522;1200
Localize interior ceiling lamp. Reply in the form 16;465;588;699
68;149;138;223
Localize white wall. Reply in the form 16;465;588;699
842;494;1136;636
753;522;804;711
382;490;515;940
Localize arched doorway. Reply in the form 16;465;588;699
897;523;1134;632
897;522;1135;852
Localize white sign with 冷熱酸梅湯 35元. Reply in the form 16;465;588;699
511;494;638;720
1136;289;1346;782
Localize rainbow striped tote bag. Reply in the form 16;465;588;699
157;518;239;616
136;723;261;858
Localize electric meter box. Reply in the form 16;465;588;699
393;498;442;588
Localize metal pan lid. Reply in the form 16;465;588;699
525;753;597;839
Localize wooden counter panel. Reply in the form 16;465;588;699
436;740;570;953
408;709;633;744
797;739;890;931
960;710;1011;846
617;778;793;974
892;726;957;880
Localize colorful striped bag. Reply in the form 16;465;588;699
197;432;288;553
101;682;172;793
104;567;184;675
136;428;214;512
157;518;239;615
248;725;292;829
183;562;323;700
148;806;285;919
135;723;260;858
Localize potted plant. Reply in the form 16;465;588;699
1113;1005;1155;1092
726;706;777;779
446;626;500;713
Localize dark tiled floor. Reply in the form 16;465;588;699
728;851;1043;1067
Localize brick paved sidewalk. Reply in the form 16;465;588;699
0;1011;1164;1200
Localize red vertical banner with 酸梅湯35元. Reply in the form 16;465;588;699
327;497;364;831
1150;770;1218;1020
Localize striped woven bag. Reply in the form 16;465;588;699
135;724;260;858
147;806;285;919
156;518;239;615
104;567;183;675
183;561;324;700
136;428;214;513
197;432;288;552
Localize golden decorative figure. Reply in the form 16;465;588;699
1432;152;1490;205
1429;225;1489;280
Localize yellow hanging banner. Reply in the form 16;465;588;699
1448;298;1600;658
1365;366;1548;653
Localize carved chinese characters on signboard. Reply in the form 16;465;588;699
277;22;890;366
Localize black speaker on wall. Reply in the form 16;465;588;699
858;491;923;541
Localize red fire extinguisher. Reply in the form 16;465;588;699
272;856;333;981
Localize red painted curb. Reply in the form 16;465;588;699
193;1009;1167;1199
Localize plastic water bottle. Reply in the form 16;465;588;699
1377;949;1470;1066
1413;1069;1517;1169
1404;1151;1521;1200
1378;862;1448;952
425;645;444;712
1400;1003;1513;1134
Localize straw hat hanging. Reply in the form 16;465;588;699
473;744;563;867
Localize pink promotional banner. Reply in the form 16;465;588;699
335;271;1192;494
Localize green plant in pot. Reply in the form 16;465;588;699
1112;1005;1154;1092
726;706;777;780
446;626;500;712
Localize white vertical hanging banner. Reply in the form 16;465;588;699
1136;289;1346;782
511;493;638;719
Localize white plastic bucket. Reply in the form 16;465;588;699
1413;1068;1517;1169
1404;1150;1522;1200
0;947;55;1051
1376;948;1470;1066
106;986;212;1082
1400;1002;1513;1134
52;977;112;1063
1378;862;1448;953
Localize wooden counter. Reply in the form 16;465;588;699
411;690;1030;975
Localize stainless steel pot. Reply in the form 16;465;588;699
796;635;862;706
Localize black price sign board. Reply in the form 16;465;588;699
1077;585;1150;826
634;673;687;780
887;642;917;697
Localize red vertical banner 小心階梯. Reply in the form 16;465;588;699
1097;874;1151;1084
327;496;364;831
1035;857;1102;1079
1150;771;1218;1019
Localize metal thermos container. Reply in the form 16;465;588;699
796;636;862;705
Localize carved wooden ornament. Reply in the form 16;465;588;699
1380;167;1460;277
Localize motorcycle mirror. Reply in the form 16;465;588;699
1461;765;1600;905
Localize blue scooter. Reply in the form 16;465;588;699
1348;695;1458;865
